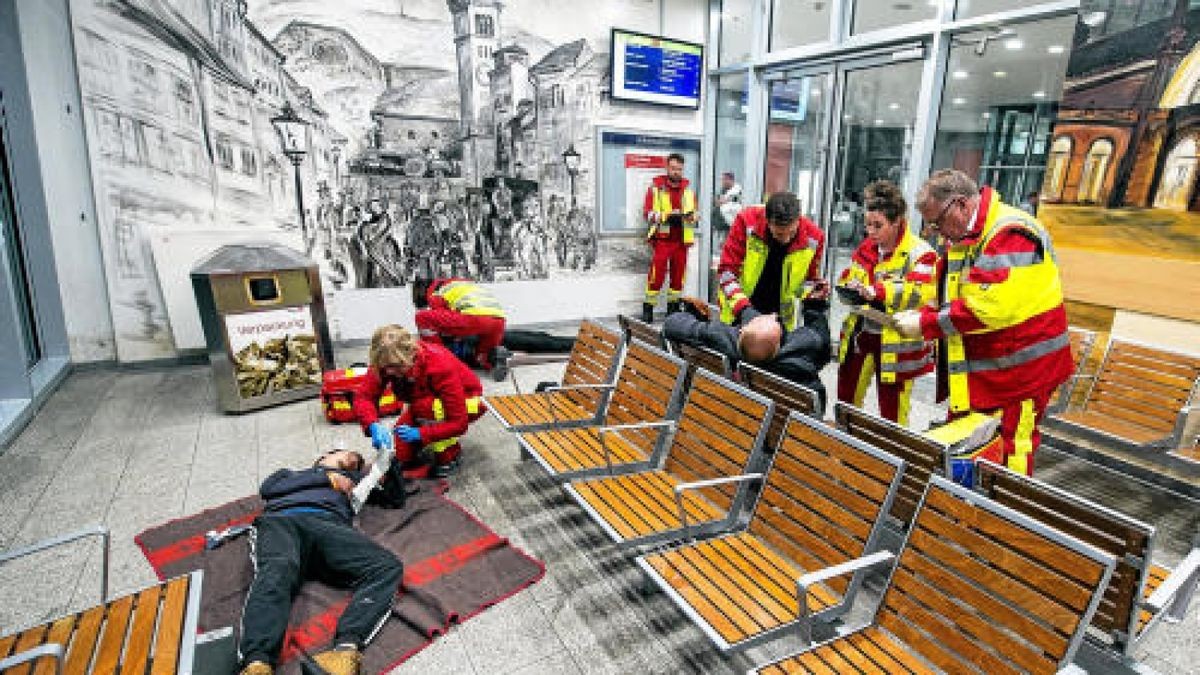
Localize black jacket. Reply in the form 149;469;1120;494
260;467;363;524
663;300;831;409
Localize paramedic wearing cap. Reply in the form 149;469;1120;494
893;169;1072;476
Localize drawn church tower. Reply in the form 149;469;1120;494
448;0;503;183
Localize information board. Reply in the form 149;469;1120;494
610;29;704;109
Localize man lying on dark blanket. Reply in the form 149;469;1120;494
663;296;832;413
239;448;403;675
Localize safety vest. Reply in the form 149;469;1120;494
837;228;936;383
718;233;819;331
435;280;505;318
939;197;1070;412
646;185;697;244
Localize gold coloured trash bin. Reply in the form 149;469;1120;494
191;243;334;413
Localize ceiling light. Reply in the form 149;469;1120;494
952;97;966;105
1004;38;1023;50
889;102;899;110
952;70;968;79
1082;11;1107;26
874;119;884;125
1048;45;1065;55
993;70;1007;78
1032;90;1046;98
981;112;991;119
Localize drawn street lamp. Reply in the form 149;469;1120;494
562;143;581;209
271;103;311;254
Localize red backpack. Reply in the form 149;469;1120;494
320;365;403;423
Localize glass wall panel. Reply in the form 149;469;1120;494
719;0;755;66
709;73;752;301
763;72;829;219
956;0;1057;19
0;118;41;369
930;15;1076;210
1075;0;1176;44
770;0;832;51
852;1;937;36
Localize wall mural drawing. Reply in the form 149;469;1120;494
70;0;696;361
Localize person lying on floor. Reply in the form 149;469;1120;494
663;296;831;413
239;448;404;675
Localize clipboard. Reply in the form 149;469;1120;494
849;306;900;329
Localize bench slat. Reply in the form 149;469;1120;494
119;585;161;675
1110;341;1200;374
33;615;78;675
0;635;16;659
92;594;135;674
1058;411;1166;446
63;605;107;674
8;624;49;675
149;576;190;675
881;601;1022;675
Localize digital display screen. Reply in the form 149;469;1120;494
610;29;703;109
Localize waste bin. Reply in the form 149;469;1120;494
191;242;334;413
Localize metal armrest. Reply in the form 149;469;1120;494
795;550;896;644
596;421;676;475
0;643;64;675
1171;405;1199;449
1144;547;1200;623
0;525;110;602
673;473;763;541
541;383;617;424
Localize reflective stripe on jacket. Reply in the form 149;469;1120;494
921;188;1073;411
433;279;505;318
837;226;937;383
645;182;698;244
716;206;824;331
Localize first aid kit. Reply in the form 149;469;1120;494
320;365;402;423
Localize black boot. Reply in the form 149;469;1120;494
641;303;655;323
666;301;681;316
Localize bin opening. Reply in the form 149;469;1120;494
246;275;281;304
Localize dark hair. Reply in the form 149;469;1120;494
863;180;906;223
722;171;735;179
667;152;685;165
764;192;801;226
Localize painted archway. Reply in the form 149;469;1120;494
1153;134;1199;211
1078;138;1113;203
1043;135;1072;201
1161;40;1200;108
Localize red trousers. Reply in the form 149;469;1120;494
645;239;689;305
837;330;915;425
415;310;506;369
991;388;1053;476
395;395;485;467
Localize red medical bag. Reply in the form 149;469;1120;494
320;365;403;423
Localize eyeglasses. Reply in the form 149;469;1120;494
927;197;964;230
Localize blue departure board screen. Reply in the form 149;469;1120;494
610;29;704;109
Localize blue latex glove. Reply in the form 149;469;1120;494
395;425;423;445
368;422;394;450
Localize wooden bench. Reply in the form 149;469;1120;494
515;341;688;482
485;319;623;431
753;476;1117;675
564;369;774;548
1050;327;1100;413
1052;338;1200;449
976;460;1200;664
738;363;821;451
618;314;664;350
636;412;904;652
0;527;203;675
834;402;948;528
666;340;733;382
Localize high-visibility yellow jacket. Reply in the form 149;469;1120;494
837;226;937;383
428;278;505;318
917;188;1073;411
716;205;824;331
644;175;697;244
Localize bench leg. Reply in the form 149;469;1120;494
517;441;531;460
1165;555;1200;624
637;569;659;597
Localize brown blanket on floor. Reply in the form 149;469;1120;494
135;481;543;674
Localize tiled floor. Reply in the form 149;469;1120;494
1;344;1198;674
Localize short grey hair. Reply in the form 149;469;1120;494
916;169;978;207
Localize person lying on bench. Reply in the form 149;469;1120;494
664;296;831;412
239;448;404;675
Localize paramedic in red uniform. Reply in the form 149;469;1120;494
894;169;1073;476
413;277;508;378
642;152;698;323
353;325;484;478
835;180;937;426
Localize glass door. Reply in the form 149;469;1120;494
0;98;42;370
764;70;832;223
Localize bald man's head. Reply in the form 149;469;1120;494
739;315;782;363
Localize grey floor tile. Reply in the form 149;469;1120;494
457;592;564;675
386;629;476;674
502;651;582;675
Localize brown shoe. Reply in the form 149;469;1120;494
312;647;362;675
239;662;273;675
